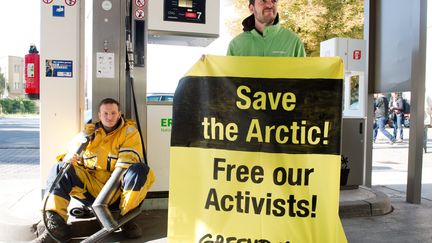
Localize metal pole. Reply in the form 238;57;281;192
406;0;427;204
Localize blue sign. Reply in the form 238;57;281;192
53;5;65;17
46;60;73;78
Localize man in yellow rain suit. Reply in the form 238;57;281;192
32;98;155;243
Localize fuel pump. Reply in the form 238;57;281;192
320;38;367;187
81;2;150;241
40;1;150;241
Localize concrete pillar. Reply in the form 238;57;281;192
40;0;82;189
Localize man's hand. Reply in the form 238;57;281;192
68;154;83;166
84;123;95;136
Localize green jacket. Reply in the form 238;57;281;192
227;14;305;57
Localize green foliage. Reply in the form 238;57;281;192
0;98;38;114
0;67;5;96
227;0;364;56
22;99;37;113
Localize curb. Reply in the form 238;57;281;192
0;220;36;242
339;187;392;218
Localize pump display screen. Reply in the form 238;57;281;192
164;0;206;24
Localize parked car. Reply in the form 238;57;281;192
147;93;174;102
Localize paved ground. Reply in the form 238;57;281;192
342;185;432;243
1;116;432;242
0;116;40;181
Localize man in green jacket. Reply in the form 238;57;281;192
227;0;306;57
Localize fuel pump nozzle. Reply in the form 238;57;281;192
126;34;135;77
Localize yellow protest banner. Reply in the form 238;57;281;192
168;55;347;243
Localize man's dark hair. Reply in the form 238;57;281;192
249;0;278;5
98;98;120;110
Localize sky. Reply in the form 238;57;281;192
0;0;40;57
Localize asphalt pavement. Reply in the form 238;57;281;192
1;116;432;242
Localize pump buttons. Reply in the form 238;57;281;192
101;0;112;11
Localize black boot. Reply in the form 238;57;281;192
31;211;71;243
121;218;142;239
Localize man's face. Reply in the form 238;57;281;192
98;103;121;129
249;0;278;26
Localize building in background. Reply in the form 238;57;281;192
0;56;25;99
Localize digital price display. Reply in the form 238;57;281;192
164;0;206;24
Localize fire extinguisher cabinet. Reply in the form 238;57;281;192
24;45;40;100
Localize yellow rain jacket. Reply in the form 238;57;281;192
82;117;143;184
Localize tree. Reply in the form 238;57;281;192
226;0;364;56
0;67;5;98
0;98;37;114
23;99;37;113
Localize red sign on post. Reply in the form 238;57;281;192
353;50;361;60
135;9;145;19
135;0;148;8
42;0;54;4
65;0;77;6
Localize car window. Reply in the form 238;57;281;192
147;96;161;101
162;96;174;101
147;94;174;102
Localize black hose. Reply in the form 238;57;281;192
41;162;71;243
129;75;148;165
125;0;147;165
41;135;91;242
